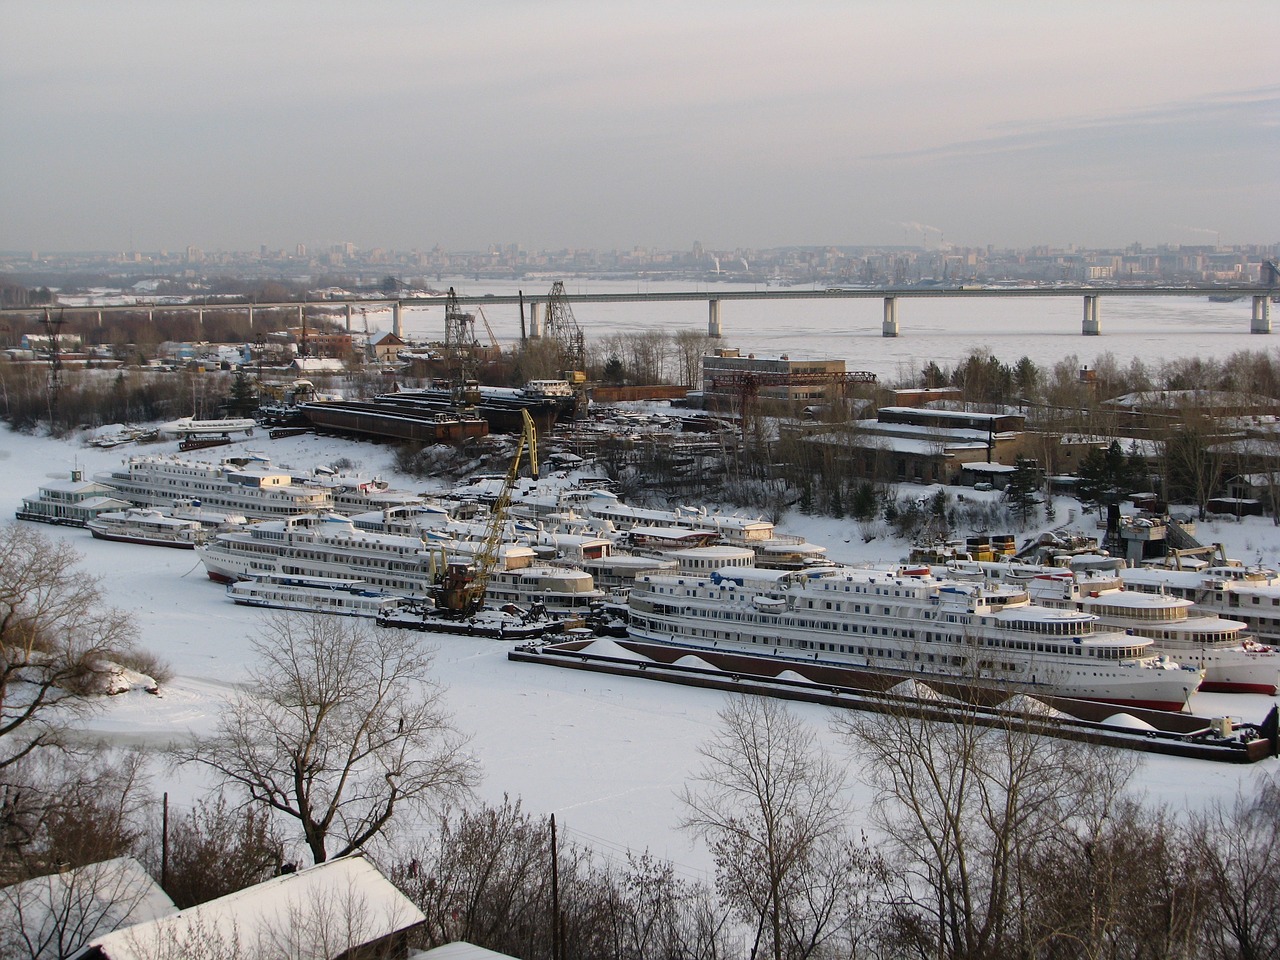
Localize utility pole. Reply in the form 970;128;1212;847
550;813;561;960
41;308;65;428
161;792;169;892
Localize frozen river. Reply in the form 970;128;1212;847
370;278;1275;382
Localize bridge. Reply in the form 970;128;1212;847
2;283;1273;340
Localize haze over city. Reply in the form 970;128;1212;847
3;0;1277;255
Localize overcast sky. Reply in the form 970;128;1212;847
3;1;1277;254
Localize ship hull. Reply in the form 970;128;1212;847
627;563;1204;711
626;627;1198;711
88;528;196;549
301;400;490;444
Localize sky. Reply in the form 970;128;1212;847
3;0;1278;254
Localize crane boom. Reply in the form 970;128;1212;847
437;409;538;615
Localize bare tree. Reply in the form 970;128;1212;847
1194;772;1280;960
394;795;735;960
672;329;716;389
627;330;671;385
152;793;285;909
834;699;1137;960
0;523;136;769
394;795;553;951
0;855;168;960
1024;795;1209;960
679;695;880;960
0;748;156;959
177;613;479;865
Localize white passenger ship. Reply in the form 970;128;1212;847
1120;563;1280;647
95;454;332;519
942;559;1279;695
226;574;411;619
197;513;440;600
197;512;606;612
86;507;206;549
16;470;132;527
626;548;1203;710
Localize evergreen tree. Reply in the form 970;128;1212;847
799;480;814;515
1003;456;1041;525
225;369;258;417
1075;441;1144;542
602;355;626;384
851;480;877;521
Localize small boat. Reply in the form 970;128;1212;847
225;575;411;619
85;508;206;548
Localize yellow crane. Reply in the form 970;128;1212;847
436;409;538;615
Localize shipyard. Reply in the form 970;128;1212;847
4;2;1279;956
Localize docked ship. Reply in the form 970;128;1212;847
196;513;441;600
483;563;605;614
626;548;1204;710
226;574;412;619
299;400;490;445
16;470;132;526
196;511;606;613
86;507;207;549
1120;562;1280;646
95;455;332;519
942;559;1279;694
356;380;577;434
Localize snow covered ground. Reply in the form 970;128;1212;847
2;424;1277;882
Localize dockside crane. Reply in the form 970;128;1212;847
444;287;482;408
544;281;587;385
542;281;590;417
436;408;538;616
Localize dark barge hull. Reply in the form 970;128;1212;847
300;401;489;444
374;388;571;435
510;638;1279;764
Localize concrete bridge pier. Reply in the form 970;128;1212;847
247;303;254;329
96;310;103;328
708;299;723;338
392;300;403;339
1252;295;1272;334
882;297;899;337
345;303;353;333
529;302;544;339
196;305;202;328
1082;295;1101;335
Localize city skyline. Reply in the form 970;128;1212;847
3;1;1277;253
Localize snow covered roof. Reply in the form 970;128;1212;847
961;461;1018;474
416;944;522;960
0;858;176;960
1103;388;1267;410
292;358;346;373
86;853;423;960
